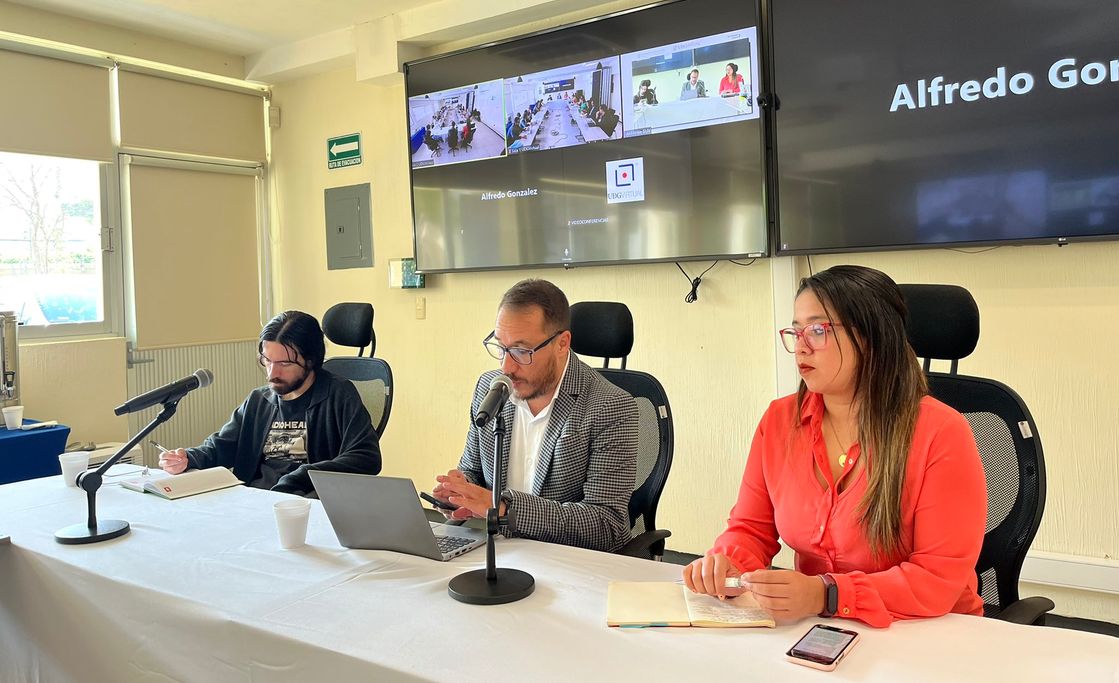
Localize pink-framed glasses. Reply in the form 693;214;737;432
778;322;842;353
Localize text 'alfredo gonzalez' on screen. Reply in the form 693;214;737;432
480;188;540;201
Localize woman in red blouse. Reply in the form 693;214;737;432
718;62;745;97
683;265;987;628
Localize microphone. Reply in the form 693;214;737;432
114;369;214;416
473;374;513;427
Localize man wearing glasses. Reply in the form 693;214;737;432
158;310;381;495
432;279;639;552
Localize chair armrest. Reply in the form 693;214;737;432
616;529;672;560
994;596;1056;625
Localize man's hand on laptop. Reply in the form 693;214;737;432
435;469;506;520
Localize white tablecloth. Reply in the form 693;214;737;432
629;96;746;132
1;476;1116;682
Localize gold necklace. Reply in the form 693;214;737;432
825;413;857;468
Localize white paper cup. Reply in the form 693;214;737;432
274;499;311;549
59;452;91;488
2;405;23;430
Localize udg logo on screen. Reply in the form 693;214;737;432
605;157;645;204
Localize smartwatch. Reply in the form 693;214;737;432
819;573;838;618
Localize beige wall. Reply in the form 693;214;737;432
269;66;777;556
19;337;129;444
270;65;1118;621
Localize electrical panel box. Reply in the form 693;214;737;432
325;184;373;270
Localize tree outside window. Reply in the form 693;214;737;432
0;152;103;326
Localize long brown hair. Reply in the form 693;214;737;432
794;265;927;558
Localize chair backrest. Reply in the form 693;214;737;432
322;302;375;357
570;301;673;546
321;302;392;437
569;301;634;369
321;356;394;439
899;284;1046;616
600;369;674;539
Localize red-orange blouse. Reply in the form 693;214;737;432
711;391;987;627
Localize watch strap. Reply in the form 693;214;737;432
819;573;838;618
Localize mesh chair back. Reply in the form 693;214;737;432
323;302;375;357
321;356;394;438
570;300;674;554
598;369;674;537
925;374;1045;616
900;283;1047;618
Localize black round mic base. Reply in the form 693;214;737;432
448;568;535;605
54;519;131;545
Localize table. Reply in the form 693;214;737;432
628;96;748;133
0;419;71;485
1;476;1116;682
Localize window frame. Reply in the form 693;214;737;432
6;158;124;341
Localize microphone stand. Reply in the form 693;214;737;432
55;398;181;545
448;411;535;604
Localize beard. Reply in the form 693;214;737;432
513;353;561;402
270;367;310;396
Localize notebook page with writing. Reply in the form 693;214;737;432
684;589;775;628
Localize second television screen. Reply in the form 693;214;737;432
406;0;766;272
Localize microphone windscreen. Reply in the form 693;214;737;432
194;369;215;388
490;374;513;393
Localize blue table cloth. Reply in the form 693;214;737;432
0;419;71;485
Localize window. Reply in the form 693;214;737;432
0;151;116;335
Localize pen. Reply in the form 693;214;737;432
150;440;169;453
676;578;746;589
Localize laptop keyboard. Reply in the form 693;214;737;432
436;534;476;554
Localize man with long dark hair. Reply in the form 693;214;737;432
158;311;381;496
430;279;639;552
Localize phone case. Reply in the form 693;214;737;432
785;628;860;671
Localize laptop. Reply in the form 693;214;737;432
308;471;486;561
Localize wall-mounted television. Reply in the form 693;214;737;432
770;0;1119;254
405;0;768;273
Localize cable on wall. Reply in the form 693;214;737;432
675;261;719;303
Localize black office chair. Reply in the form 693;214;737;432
900;284;1055;625
570;301;674;560
424;135;441;158
321;302;394;438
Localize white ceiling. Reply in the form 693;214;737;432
10;0;431;55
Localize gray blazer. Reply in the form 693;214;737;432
458;354;638;552
681;79;707;99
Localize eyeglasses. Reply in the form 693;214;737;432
258;354;304;370
778;322;842;353
483;329;564;365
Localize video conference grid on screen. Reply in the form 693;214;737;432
408;27;759;170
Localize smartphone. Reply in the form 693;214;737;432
419;491;459;511
786;624;860;671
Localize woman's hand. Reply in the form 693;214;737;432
682;553;746;597
739;569;826;620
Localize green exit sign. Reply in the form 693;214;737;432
327;133;362;169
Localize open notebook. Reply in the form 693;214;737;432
121;467;241;500
607;581;775;628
